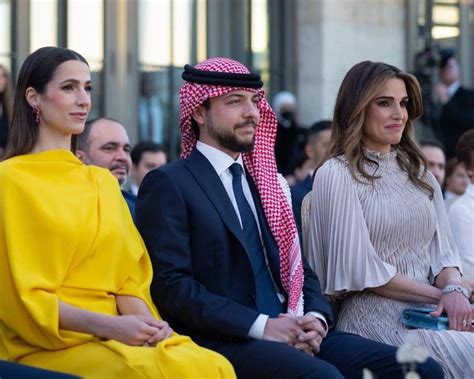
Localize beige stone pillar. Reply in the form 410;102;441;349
295;0;407;125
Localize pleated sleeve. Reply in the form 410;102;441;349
307;158;396;296
426;172;463;282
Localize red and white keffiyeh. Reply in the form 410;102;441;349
179;57;304;316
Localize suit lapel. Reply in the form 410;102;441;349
185;150;247;251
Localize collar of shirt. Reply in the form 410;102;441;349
196;141;245;176
130;180;139;196
447;80;461;99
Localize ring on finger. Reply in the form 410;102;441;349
461;320;468;327
143;341;150;347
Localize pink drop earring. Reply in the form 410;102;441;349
32;105;40;126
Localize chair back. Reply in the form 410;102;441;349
300;191;312;261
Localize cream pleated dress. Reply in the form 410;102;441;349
308;150;474;379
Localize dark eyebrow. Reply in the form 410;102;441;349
374;96;409;101
58;78;92;85
100;142;119;148
224;93;260;101
224;93;244;100
100;142;131;149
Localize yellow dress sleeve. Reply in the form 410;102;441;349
0;159;93;357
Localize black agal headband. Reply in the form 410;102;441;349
182;64;263;89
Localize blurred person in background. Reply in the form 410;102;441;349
436;48;474;159
420;139;446;187
449;130;474;283
76;117;136;218
139;71;165;144
273;91;306;177
444;158;469;210
290;153;312;184
123;141;167;196
0;64;13;156
413;48;439;140
291;120;331;232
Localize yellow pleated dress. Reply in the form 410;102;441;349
0;149;235;379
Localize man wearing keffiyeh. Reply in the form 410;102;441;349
136;58;441;379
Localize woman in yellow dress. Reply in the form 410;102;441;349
0;46;235;379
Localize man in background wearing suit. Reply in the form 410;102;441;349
136;58;443;379
437;48;474;159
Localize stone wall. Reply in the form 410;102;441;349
296;0;406;126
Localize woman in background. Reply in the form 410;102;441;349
308;60;474;378
0;46;234;379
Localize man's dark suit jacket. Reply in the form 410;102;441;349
136;149;332;347
439;86;474;159
121;190;136;221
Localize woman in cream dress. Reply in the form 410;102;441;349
308;61;474;379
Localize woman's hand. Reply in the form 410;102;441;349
146;319;174;346
105;314;162;346
431;292;472;331
112;296;174;345
58;300;175;345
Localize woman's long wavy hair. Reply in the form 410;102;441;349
4;47;88;160
322;60;433;198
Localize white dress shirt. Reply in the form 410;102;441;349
449;183;474;280
196;141;327;339
129;180;139;196
444;191;461;211
447;80;461;100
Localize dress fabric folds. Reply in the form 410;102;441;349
309;150;474;379
0;149;234;378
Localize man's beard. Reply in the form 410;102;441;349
110;163;129;185
206;117;256;153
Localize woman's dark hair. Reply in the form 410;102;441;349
4;47;88;159
320;60;433;198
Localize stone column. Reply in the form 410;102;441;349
295;0;406;125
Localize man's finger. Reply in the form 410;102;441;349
307;337;322;354
294;343;314;356
299;317;327;338
297;315;316;326
297;330;317;343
